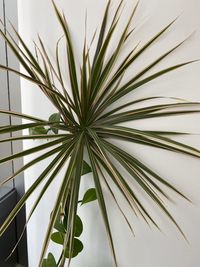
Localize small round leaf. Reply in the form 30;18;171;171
81;188;97;205
51;232;64;245
64;238;84;258
29;126;47;135
42;253;57;267
49;113;61;134
74;215;83;237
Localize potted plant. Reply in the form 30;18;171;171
0;0;199;266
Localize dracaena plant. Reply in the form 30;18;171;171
0;0;200;266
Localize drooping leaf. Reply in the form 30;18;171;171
86;136;118;266
0;142;74;238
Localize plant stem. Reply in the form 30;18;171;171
57;251;64;267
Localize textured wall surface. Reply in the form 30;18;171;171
17;1;200;266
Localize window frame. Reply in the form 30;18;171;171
0;0;28;266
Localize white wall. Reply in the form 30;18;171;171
17;0;200;267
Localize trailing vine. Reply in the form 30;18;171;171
30;114;97;266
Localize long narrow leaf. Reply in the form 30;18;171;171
86;136;118;267
0;142;73;237
0;136;69;165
